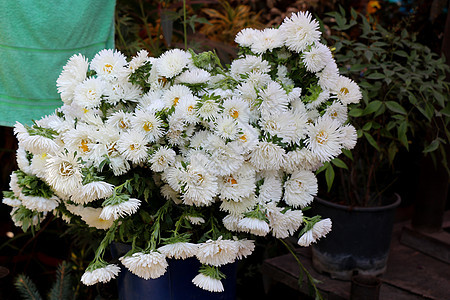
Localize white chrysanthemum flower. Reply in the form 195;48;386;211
14;123;59;155
131;109;165;142
249;141;285;171
120;251;168;279
231;56;270;78
9;172;21;197
2;197;21;207
100;198;141;220
20;194;59;213
182;163;218;206
284;148;323;173
318;61;339;91
238;217;270;236
150;146;176;172
235;27;260;47
139;89;165;111
73;77;105;108
57;54;89;103
117;131;149;164
283;170;318;208
160;184;181;204
185;215;205;225
267;204;304;238
324;101;348;125
196;98;221;121
234;238;255;259
261;110;307;144
128;49;149;73
251;28;284;54
16;147;31;174
333;75;362;105
192;273;224;293
81;264;121;286
62;124;96;156
162;84;193;107
163;165;186;192
106;111;133;131
298;218;332;247
340;124;357;150
69;205;114;230
280;11;321;53
302;43;333;73
214;115;240;141
205;137;244;176
45;152;83;195
220;195;257;216
104;78;143;105
173;94;199;124
259;81;289;117
196;237;239;266
306;90;330;110
222;214;242;232
219;173;255;202
71;181;114;204
306;116;343;162
158;242;198;259
277;65;294;86
109;155;131;176
90;49;128;80
235;123;259;154
222;97;250;123
29;152;49;179
175;68;211;84
257;173;283;203
155;49;191;78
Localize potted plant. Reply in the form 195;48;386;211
2;11;364;300
310;7;450;279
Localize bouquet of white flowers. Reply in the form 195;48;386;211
3;11;360;292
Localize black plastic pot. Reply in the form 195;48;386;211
310;194;401;280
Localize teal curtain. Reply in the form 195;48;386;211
0;0;116;126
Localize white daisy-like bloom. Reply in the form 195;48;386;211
280;11;321;53
283;170;318;208
104;78;143;104
81;264;121;286
139;89;165;111
14;123;59;155
185;215;205;225
192;273;224;293
57;54;89;103
287;87;302;103
68;205;114;230
306;89;331;110
100;198;141;220
284;148;323;173
234;238;255;259
235;27;260;47
258;81;289;117
219;173;255;202
189;130;212;149
276;65;294;86
160;184;181;204
196;98;221;121
71;181;114;204
205;137;244;176
231;56;270;78
267;204;304;238
128;49;149;73
302;43;333;73
249;141;285;171
158;242;198;259
2;197;21;207
163;165;186;192
257;173;283;203
73;77;105;108
222;97;250;123
182;163;218;206
20;194;59;213
62;124;96;156
90;49;128;80
109;155;131;176
9;172;21;197
260;111;306;144
318;61;339;91
173;94;199;124
251;28;284;54
236;123;259;154
324;101;348;125
117;130;149;164
222;214;242;232
220;194;257;216
196;237;239;266
246;71;272;89
238;217;270;236
45;151;83;195
120;251;168;280
175;68;211;84
106;110;133;131
214;115;240;141
155;49;191;79
340;124;357;150
333;75;362;105
162;84;193;107
131;109;165;142
149;146;176;172
306;116;343;162
238;82;258;109
298;218;332;247
16;147;31;174
29;152;49;179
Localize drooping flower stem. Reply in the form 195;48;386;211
279;238;323;300
146;200;172;250
93;220;119;261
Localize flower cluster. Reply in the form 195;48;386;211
2;11;360;292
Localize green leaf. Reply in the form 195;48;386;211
341;149;354;160
331;158;348;169
349;108;363;117
362;122;372;131
363;132;380;151
397;122;409;150
366;72;385;80
394;50;408;57
440;103;450;117
388;142;398;165
385;101;407;114
325;165;335;192
362;100;383;115
423;139;439;153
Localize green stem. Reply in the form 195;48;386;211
279;239;323;300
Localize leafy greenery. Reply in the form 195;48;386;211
318;8;450;206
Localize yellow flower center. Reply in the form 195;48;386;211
316;130;328;145
59;161;74;177
173;97;180;106
240;135;247;142
103;64;113;74
340;87;349;95
230;109;239;119
119;120;128;129
130;144;136;151
227;176;238;185
187;105;194;112
158;77;168;87
80;139;90;152
143;121;153;132
83;108;90;114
